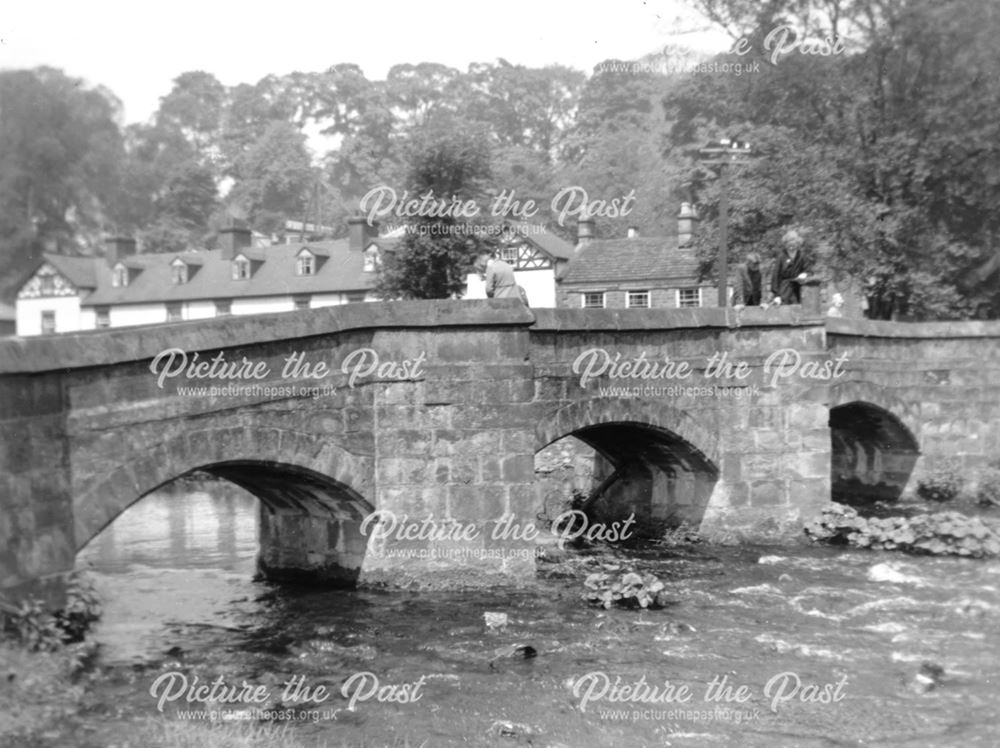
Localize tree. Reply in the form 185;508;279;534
140;160;219;253
556;61;680;238
376;125;496;299
227;122;315;235
314;64;401;204
112;120;220;252
0;67;124;297
156;71;227;163
462;62;584;158
673;0;1000;318
386;62;463;128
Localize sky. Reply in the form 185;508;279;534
0;0;731;124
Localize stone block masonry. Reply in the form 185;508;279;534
0;300;998;602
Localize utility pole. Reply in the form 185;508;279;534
698;138;754;307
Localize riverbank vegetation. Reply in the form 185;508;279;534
2;0;998;318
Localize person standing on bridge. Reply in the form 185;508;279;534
770;228;810;305
733;252;764;309
475;251;527;304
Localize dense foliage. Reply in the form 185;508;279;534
1;0;996;317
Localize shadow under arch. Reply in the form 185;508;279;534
829;401;921;507
73;427;374;586
535;401;720;536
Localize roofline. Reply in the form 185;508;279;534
558;277;712;287
76;286;378;308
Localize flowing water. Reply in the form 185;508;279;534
75;479;1000;747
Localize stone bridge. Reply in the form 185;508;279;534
1;300;998;602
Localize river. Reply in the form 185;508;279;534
75;479;1000;747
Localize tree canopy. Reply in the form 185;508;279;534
1;1;997;318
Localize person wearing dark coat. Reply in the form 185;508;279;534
733;252;763;306
771;228;810;305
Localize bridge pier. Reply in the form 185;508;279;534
257;511;369;585
1;302;998;606
355;325;539;588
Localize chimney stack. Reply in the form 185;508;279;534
105;236;137;266
576;217;595;251
219;226;253;260
677;202;699;247
348;216;379;252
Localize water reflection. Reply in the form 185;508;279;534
72;479;1000;745
78;478;259;573
76;478;262;663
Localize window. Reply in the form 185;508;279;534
582;292;605;309
166;302;183;322
215;299;231;317
40;310;55;334
297;253;315;276
95;307;110;328
40;274;55;295
677;288;702;308
500;246;518;263
346;292;366;304
232;257;250;280
171;261;188;285
627;290;650;309
293;295;310;310
112;264;128;288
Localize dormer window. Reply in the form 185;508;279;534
170;259;188;285
232;256;250;280
363;245;380;272
112;263;129;288
297;251;315;276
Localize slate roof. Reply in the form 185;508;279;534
512;223;575;261
39;238;377;307
19;221;576;308
43;254;99;290
559;236;702;285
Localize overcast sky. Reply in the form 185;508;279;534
0;0;730;124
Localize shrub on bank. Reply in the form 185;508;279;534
916;462;964;503
0;573;101;651
805;504;1000;557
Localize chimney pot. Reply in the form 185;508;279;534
627;226;639;239
576;218;595;251
677;202;699;247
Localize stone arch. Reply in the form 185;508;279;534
827;390;921;506
828;380;922;444
534;399;720;534
73;426;374;585
535;398;720;464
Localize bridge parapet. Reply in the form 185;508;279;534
1;302;998;603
